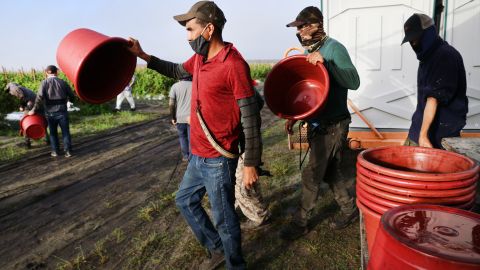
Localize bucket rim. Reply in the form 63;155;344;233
358;146;479;181
264;55;330;120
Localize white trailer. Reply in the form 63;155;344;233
321;0;480;138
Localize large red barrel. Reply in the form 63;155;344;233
357;164;478;190
56;28;136;104
20;114;47;139
356;146;479;258
357;199;382;254
264;55;329;120
357;146;478;181
368;204;480;270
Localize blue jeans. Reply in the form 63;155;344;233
175;155;245;269
46;111;72;153
176;123;190;159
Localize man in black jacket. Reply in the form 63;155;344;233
402;13;468;149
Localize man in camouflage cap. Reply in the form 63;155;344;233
281;6;360;240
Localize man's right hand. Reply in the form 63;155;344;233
306;51;324;65
171;119;177;125
285;119;297;135
127;38;151;62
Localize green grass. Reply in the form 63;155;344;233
11;117;361;269
0;109;157;163
69;110;155;137
0;145;27;162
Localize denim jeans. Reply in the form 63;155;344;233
175;155;245;269
176;123;190;159
46;111;72;153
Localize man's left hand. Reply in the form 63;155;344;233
419;136;433;148
306;51;324;65
27;110;35;116
243;166;259;190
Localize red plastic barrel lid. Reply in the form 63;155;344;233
357;146;479;181
264;55;330;120
383;204;480;264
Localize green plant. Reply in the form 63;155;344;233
111;228;126;244
93;239;109;265
250;63;272;80
133;68;176;98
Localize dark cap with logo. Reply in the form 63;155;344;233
401;13;434;44
286;6;323;27
173;1;226;28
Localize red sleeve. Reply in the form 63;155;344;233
182;54;197;75
228;59;254;100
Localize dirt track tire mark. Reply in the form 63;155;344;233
0;106;280;269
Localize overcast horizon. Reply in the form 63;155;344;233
1;0;320;70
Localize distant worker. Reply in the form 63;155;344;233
29;65;76;157
169;75;192;162
5;82;48;148
115;74;136;112
401;13;468;149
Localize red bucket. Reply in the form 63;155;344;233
368;204;480;270
264;55;330;120
357;184;401;213
357;179;475;205
357;186;390;214
357;164;478;190
357;199;382;254
357;146;479;181
20;114;47;139
56;28;137;104
357;172;477;198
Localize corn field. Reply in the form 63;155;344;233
0;63;273;115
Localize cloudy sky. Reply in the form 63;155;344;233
1;0;321;70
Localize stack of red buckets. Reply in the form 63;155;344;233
355;146;479;255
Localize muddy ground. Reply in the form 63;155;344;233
0;101;360;270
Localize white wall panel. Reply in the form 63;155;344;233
323;0;431;129
322;0;479;130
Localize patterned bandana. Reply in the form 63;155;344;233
296;22;328;52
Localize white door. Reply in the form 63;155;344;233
323;0;479;130
444;0;480;129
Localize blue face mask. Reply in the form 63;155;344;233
189;24;211;57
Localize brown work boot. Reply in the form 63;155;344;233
198;250;225;270
329;208;359;230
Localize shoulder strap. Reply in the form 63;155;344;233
196;107;240;159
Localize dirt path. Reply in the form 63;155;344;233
0;104;281;270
